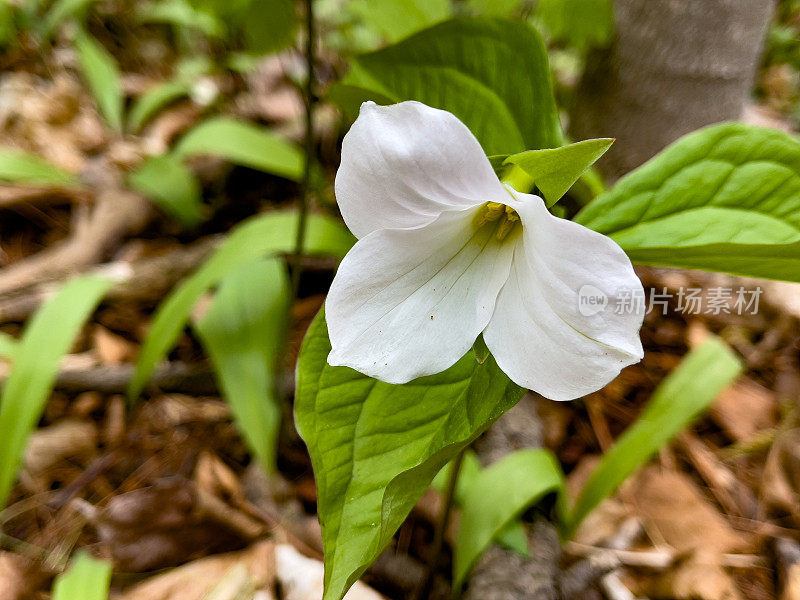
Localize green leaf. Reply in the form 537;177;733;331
128;154;204;226
431;451;529;557
0;149;79;187
431;450;482;505
295;310;524;600
74;30;124;131
128;81;191;133
576;123;800;283
194;259;289;473
536;0;614;50
0;2;16;46
127;210;354;401
135;0;225;38
0;332;18;360
564;336;743;538
52;552;112;600
41;0;98;40
466;0;526;16
454;448;565;588
242;0;297;54
330;17;562;155
503;138;614;206
348;0;451;42
175;117;303;181
0;275;111;510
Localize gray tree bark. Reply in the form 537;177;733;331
570;0;775;180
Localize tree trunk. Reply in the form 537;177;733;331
570;0;775;180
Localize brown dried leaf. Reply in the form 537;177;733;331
117;541;276;600
711;379;777;443
95;479;248;571
22;419;98;476
762;428;800;522
627;467;752;600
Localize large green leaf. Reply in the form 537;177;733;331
536;0;614;50
564;336;743;537
0;276;111;510
0;149;79;187
295;310;524;600
74;30;124;131
454;448;565;589
128;154;205;226
330;18;561;155
127;211;354;400
576;123;800;282
52;552;112;600
194;259;289;473
242;0;297;54
175;117;303;181
348;0;450;42
466;0;526;16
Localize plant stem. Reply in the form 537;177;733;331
291;0;316;302
415;449;466;600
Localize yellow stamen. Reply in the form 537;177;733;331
475;201;521;241
476;201;506;227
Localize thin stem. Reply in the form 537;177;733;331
291;0;316;302
415;449;466;600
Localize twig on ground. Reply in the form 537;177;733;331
565;542;767;570
0;355;218;395
0;236;220;322
0;187;151;296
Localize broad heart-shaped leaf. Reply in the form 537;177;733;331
454;448;566;589
0;149;80;188
576;123;800;283
503;138;613;206
242;0;297;54
127;210;354;400
74;29;124;132
348;0;451;42
536;0;614;51
295;310;524;600
564;335;742;538
128;154;205;226
52;552;112;600
329;17;562;155
174;117;304;181
194;258;289;473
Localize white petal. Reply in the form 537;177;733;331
335;101;509;238
326;207;515;384
484;191;644;400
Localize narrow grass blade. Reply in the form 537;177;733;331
0;275;111;510
564;336;743;537
52;552;112;600
0;149;79;187
174;117;303;181
74;29;123;131
127;210;353;401
195;258;289;473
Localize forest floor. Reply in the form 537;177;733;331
1;16;800;600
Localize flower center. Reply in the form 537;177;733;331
475;201;521;241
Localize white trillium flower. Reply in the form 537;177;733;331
325;101;645;401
